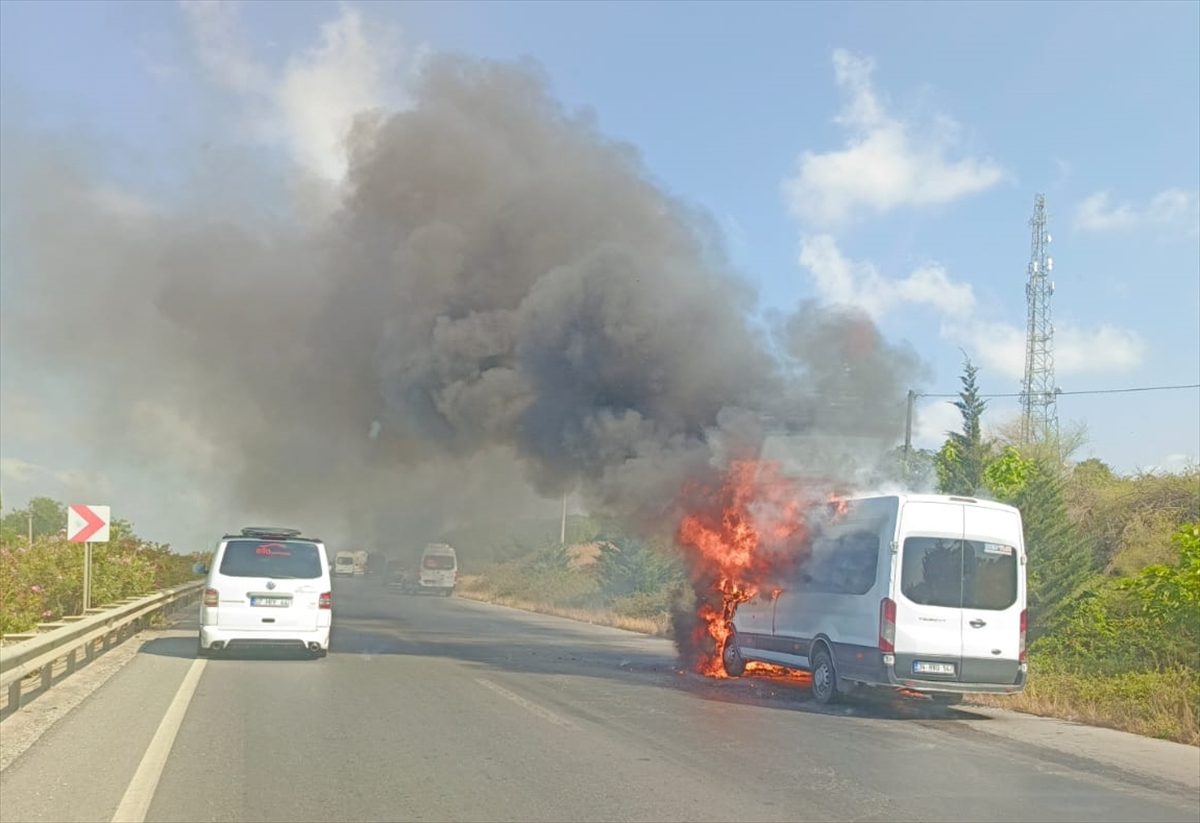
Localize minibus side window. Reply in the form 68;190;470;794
797;530;879;595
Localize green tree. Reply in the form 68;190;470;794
0;497;68;542
1073;457;1116;488
935;357;992;495
1014;459;1096;635
594;535;683;598
983;446;1034;500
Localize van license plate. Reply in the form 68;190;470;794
914;661;956;675
250;597;290;607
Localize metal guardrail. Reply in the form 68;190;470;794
0;580;204;712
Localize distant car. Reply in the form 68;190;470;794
196;527;331;658
333;551;356;577
418;543;458;596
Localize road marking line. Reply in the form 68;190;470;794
110;658;206;823
474;678;576;729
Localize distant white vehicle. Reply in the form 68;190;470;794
333;551;356;577
197;527;331;658
418;543;458;596
726;494;1027;704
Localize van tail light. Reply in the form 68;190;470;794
203;588;219;608
879;597;897;653
1019;608;1027;663
319;592;332;610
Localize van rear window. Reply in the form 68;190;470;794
219;540;323;579
901;537;1017;610
423;555;456;570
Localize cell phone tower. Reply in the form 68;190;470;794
1021;194;1059;444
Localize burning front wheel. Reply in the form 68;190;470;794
721;633;746;677
810;646;839;704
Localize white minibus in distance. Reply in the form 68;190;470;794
418;543;458;596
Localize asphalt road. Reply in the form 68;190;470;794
1;579;1197;823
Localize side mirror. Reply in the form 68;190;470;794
193;562;208;575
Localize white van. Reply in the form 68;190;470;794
725;494;1027;704
418;543;457;596
198;527;332;658
333;551;357;577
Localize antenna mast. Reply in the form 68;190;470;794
1020;194;1059;444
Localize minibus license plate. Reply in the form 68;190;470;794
914;661;955;675
251;597;290;607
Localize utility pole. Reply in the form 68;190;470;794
27;511;33;547
560;492;568;546
904;389;916;458
1020;194;1060;444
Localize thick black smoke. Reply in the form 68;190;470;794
1;57;920;549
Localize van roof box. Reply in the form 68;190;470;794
235;527;305;540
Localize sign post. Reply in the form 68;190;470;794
68;505;110;611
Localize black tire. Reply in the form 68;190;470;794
722;632;746;677
810;645;839;704
441;588;453;598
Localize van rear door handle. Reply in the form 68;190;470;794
969;619;987;628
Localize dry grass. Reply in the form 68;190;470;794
456;575;670;637
968;659;1199;746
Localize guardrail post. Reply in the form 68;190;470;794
40;663;52;692
8;678;21;711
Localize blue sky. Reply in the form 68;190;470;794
1;1;1197;543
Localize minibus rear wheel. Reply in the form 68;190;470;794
810;645;839;704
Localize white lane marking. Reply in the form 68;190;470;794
110;658;207;823
474;678;576;729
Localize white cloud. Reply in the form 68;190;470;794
912;399;962;450
1147;453;1197;473
0;457;39;486
799;234;976;320
796;237;1147;381
0;457;112;508
956;320;1145;381
785;49;1004;226
181;2;409;182
1074;188;1199;233
277;7;401;181
180;1;272;96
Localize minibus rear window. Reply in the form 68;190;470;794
901;537;1017;610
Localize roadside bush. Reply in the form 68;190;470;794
0;532;203;637
1036;522;1200;671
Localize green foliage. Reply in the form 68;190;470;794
1036;523;1200;671
983;445;1034;500
934;357;993;495
1013;458;1096;635
1066;467;1200;574
0;508;204;636
1073;458;1116;487
594;535;684;599
0;497;68;542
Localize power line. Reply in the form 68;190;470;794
917;383;1200;399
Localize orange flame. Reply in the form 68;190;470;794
676;459;828;677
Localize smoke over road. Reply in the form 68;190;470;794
1;57;920;567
